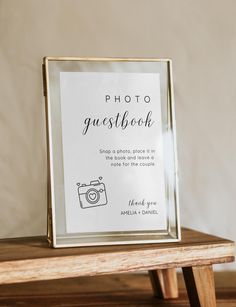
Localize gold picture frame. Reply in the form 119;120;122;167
43;57;180;248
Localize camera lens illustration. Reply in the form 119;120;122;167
77;178;108;209
86;188;100;204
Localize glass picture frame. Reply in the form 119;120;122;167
43;57;180;247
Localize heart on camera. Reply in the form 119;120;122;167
89;192;97;200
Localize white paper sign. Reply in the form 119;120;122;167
59;72;167;233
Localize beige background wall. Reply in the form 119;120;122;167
0;0;235;269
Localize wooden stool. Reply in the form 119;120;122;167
0;228;234;307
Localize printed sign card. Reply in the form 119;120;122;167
43;58;180;247
60;72;166;233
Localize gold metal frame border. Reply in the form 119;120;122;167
43;57;180;247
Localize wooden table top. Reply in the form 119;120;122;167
0;228;234;284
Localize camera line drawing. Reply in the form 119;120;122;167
76;177;108;209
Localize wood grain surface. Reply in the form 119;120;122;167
0;228;234;284
0;272;235;306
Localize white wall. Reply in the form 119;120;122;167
0;0;235;269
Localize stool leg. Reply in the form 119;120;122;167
182;265;216;307
148;268;178;299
